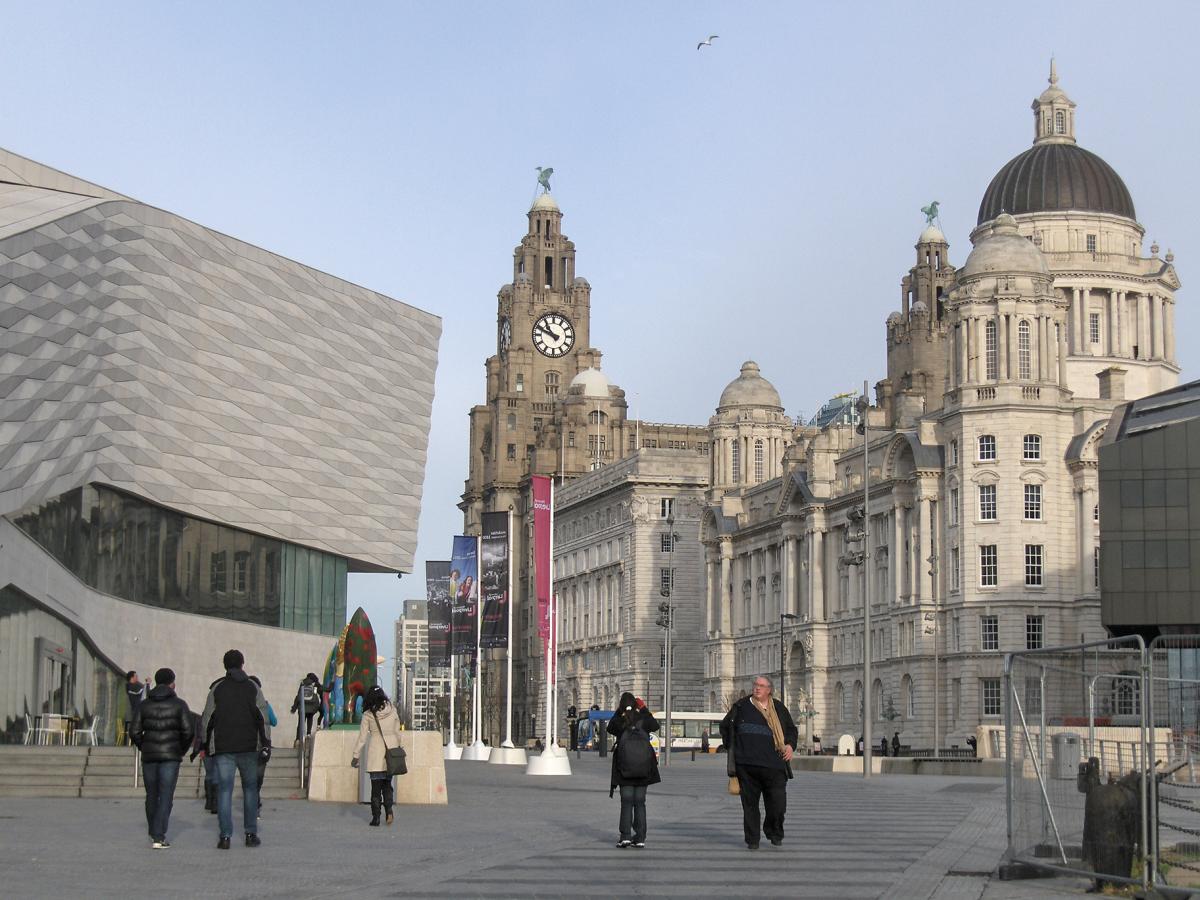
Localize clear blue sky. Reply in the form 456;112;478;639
5;2;1198;688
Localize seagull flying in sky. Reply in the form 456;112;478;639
697;34;719;50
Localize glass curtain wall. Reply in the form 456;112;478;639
11;485;345;636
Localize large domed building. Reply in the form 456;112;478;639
698;66;1182;752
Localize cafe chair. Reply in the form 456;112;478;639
73;715;101;747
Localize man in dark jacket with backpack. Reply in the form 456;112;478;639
607;692;660;848
201;649;270;850
131;667;194;849
720;674;798;850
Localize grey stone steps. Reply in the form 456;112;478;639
0;784;80;798
0;773;81;786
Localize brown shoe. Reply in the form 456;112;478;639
385;811;394;825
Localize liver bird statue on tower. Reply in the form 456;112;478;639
536;166;553;193
921;201;940;225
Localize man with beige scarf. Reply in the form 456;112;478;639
719;674;799;849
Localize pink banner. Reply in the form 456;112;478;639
532;475;552;646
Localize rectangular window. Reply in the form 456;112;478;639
982;678;1002;716
986;319;998;380
515;373;524;393
949;488;959;527
1024;484;1042;520
1086;233;1097;253
1025;544;1044;586
660;533;675;552
978;434;996;461
1090;312;1101;344
978;484;997;521
1023;434;1041;460
980;545;998;587
660;498;674;519
950;439;959;466
1024;676;1042;716
981;614;998;650
507;443;516;460
210;551;227;593
1094;546;1100;589
659;567;675;595
1026;614;1044;650
234;551;249;593
950;547;960;592
533;417;542;432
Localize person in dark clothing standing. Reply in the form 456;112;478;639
201;649;270;850
124;671;144;746
130;668;193;849
892;732;901;758
291;672;323;739
880;736;889;757
720;674;798;850
187;710;218;814
607;692;660;848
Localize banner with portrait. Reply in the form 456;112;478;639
425;560;451;668
449;535;478;657
480;511;509;649
532;475;552;646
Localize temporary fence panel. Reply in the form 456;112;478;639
1148;635;1200;891
1004;636;1152;891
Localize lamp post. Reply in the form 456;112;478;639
656;508;678;767
779;613;799;706
925;549;940;756
855;382;873;779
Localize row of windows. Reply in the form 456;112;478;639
951;433;1042;465
970;483;1044;522
976;319;1038;381
979;613;1043;651
730;440;769;484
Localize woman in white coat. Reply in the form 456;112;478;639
352;685;403;826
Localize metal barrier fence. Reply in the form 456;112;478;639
1148;635;1200;892
1004;636;1154;892
1003;636;1200;895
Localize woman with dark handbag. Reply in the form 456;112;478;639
606;691;660;848
351;686;405;826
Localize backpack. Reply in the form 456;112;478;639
616;719;654;780
302;683;318;705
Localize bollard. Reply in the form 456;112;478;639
691;749;696;762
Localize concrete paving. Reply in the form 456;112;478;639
0;753;1094;898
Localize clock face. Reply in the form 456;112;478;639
499;316;512;352
532;313;575;358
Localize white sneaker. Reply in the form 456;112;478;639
633;842;645;848
151;840;170;850
616;839;632;848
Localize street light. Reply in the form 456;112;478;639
779;613;799;706
656;507;678;767
854;381;873;780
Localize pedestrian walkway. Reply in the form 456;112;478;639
0;753;1092;898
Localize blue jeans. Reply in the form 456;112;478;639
214;751;259;838
142;760;181;841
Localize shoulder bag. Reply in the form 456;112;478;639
371;710;407;776
726;702;740;795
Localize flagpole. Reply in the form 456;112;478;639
503;506;515;748
544;478;554;751
475;534;483;745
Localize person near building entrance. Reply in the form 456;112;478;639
607;692;660;848
720;675;798;850
130;668;193;849
292;672;323;739
201;649;270;849
124;671;144;745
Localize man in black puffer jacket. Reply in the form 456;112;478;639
131;668;194;849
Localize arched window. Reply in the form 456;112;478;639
1023;434;1041;460
732;443;741;483
545;372;559;397
1055;110;1065;134
588;410;607;425
1018;320;1032;379
903;675;915;717
754;440;765;483
544;256;554;288
873;679;884;721
1115;673;1140;716
985;319;998;380
978;434;996;461
835;683;845;721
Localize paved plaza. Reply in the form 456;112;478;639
0;754;1094;898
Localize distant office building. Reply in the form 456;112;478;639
394;598;429;725
1099;380;1200;640
0;148;439;743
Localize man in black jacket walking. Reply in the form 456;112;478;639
201;649;270;850
131;668;194;849
720;674;798;850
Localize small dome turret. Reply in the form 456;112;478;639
961;213;1050;278
718;361;783;411
569;367;610;399
531;192;559;213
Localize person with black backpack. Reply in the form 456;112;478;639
607;691;660;849
291;672;322;739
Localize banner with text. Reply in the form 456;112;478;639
532;475;552;647
449;535;478;657
425;561;451;668
480;511;509;649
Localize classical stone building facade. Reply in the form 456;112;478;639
699;66;1182;750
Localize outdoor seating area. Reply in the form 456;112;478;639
21;713;99;746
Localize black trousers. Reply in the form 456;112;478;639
736;764;788;845
618;784;648;842
370;777;394;816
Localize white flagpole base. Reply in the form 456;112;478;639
460;740;490;761
443;741;463;760
488;745;528;765
525;743;572;776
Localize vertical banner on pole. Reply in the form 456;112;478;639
480;512;509;649
450;536;479;659
426;561;452;668
532;476;552;648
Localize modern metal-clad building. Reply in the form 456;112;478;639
0;148;440;742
